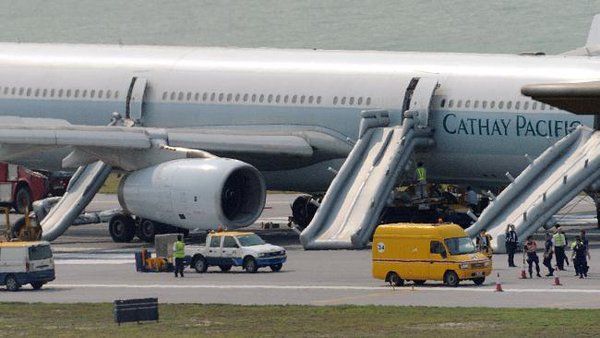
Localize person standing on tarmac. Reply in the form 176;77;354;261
173;234;186;278
525;235;541;278
415;162;428;199
572;236;590;278
505;224;518;267
553;227;567;271
543;232;555;277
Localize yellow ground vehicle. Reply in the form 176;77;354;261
372;223;492;287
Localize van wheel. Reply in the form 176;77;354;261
387;272;404;287
413;280;426;286
243;257;258;273
31;282;45;290
5;275;20;292
444;271;460;287
193;255;208;273
473;277;485;286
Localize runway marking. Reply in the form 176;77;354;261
49;283;600;294
55;259;134;265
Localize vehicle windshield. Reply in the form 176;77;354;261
237;234;266;247
444;237;477;255
28;245;53;260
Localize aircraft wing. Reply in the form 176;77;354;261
0;116;352;171
521;81;600;114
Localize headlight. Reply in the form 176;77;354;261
459;262;470;269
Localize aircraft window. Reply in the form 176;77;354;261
357;97;363;105
243;93;248;102
276;95;281;103
284;95;289;103
162;92;168;100
235;93;240;102
19;87;24;96
456;100;462;108
170;92;175;100
440;99;446;107
341;97;346;105
74;89;79;98
187;92;192;101
114;91;119;99
65;89;71;98
106;90;112;99
252;94;257;102
498;101;504;109
98;90;104;99
349;97;355;105
218;93;224;102
259;94;264;103
448;100;454;108
194;93;200;101
474;100;479;108
507;101;512;109
532;102;537;110
515;101;520;110
50;89;56;97
203;93;209;101
366;97;371;105
317;96;322;104
333;96;338;105
465;100;471;108
490;101;495;109
210;92;216;101
11;87;16;95
308;96;314;104
35;88;41;97
82;89;87;98
42;89;47;97
268;94;273;103
26;88;32;97
482;101;487;108
3;87;7;95
540;103;546;110
300;95;305;104
178;92;184;101
292;95;297;103
59;89;65;98
227;93;232;102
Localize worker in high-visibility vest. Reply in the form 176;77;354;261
173;234;186;278
415;161;428;199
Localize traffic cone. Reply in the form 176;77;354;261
495;273;504;292
553;269;562;286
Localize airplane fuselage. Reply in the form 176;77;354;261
0;43;598;191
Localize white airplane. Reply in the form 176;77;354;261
1;15;600;248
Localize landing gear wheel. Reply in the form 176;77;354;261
413;280;426;286
219;265;232;272
473;277;485;286
243;257;258;273
5;274;20;292
31;282;45;290
14;186;32;214
138;219;156;243
270;264;283;272
193;255;208;273
108;214;135;243
444;271;460;287
387;272;404;287
291;195;320;230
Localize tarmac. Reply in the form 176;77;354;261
3;193;600;308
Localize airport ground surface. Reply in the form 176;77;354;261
4;193;600;308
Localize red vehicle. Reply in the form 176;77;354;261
0;163;48;214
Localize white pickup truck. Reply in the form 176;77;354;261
186;231;287;273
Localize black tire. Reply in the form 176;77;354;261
14;186;32;214
219;265;232;272
444;271;460;287
270;264;283;272
138;219;156;243
31;281;45;290
193;255;208;273
5;274;20;292
108;214;135;243
387;272;404;287
413;280;426;286
243;257;258;273
291;195;311;229
473;277;485;286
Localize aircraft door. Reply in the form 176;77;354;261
126;77;147;125
402;77;439;128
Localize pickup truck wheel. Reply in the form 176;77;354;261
444;271;460;287
14;186;32;214
219;265;232;272
387;272;404;287
5;274;20;292
243;257;258;273
193;255;208;273
473;277;485;286
31;282;45;290
270;264;283;272
109;215;135;243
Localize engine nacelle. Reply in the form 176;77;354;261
117;158;266;230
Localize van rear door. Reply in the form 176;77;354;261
28;244;54;271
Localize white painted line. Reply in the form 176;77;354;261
49;283;600;294
55;259;134;265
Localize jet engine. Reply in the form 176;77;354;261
117;158;266;230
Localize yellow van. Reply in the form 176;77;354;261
372;223;491;287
